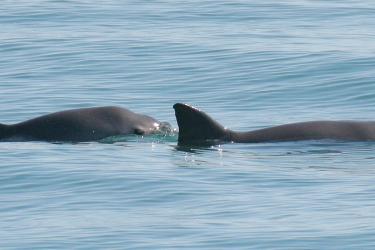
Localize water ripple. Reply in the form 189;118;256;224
1;0;375;249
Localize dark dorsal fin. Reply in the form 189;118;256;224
173;103;229;145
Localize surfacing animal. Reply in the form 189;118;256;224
0;106;171;142
173;103;375;145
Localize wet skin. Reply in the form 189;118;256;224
0;106;163;142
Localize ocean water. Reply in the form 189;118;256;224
1;0;375;249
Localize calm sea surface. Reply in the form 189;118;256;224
1;1;375;249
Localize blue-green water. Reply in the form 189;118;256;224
2;1;375;249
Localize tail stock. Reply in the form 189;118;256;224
0;123;9;140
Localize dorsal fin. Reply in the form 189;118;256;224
173;103;229;145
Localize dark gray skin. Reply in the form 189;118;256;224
0;106;163;142
173;103;375;145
